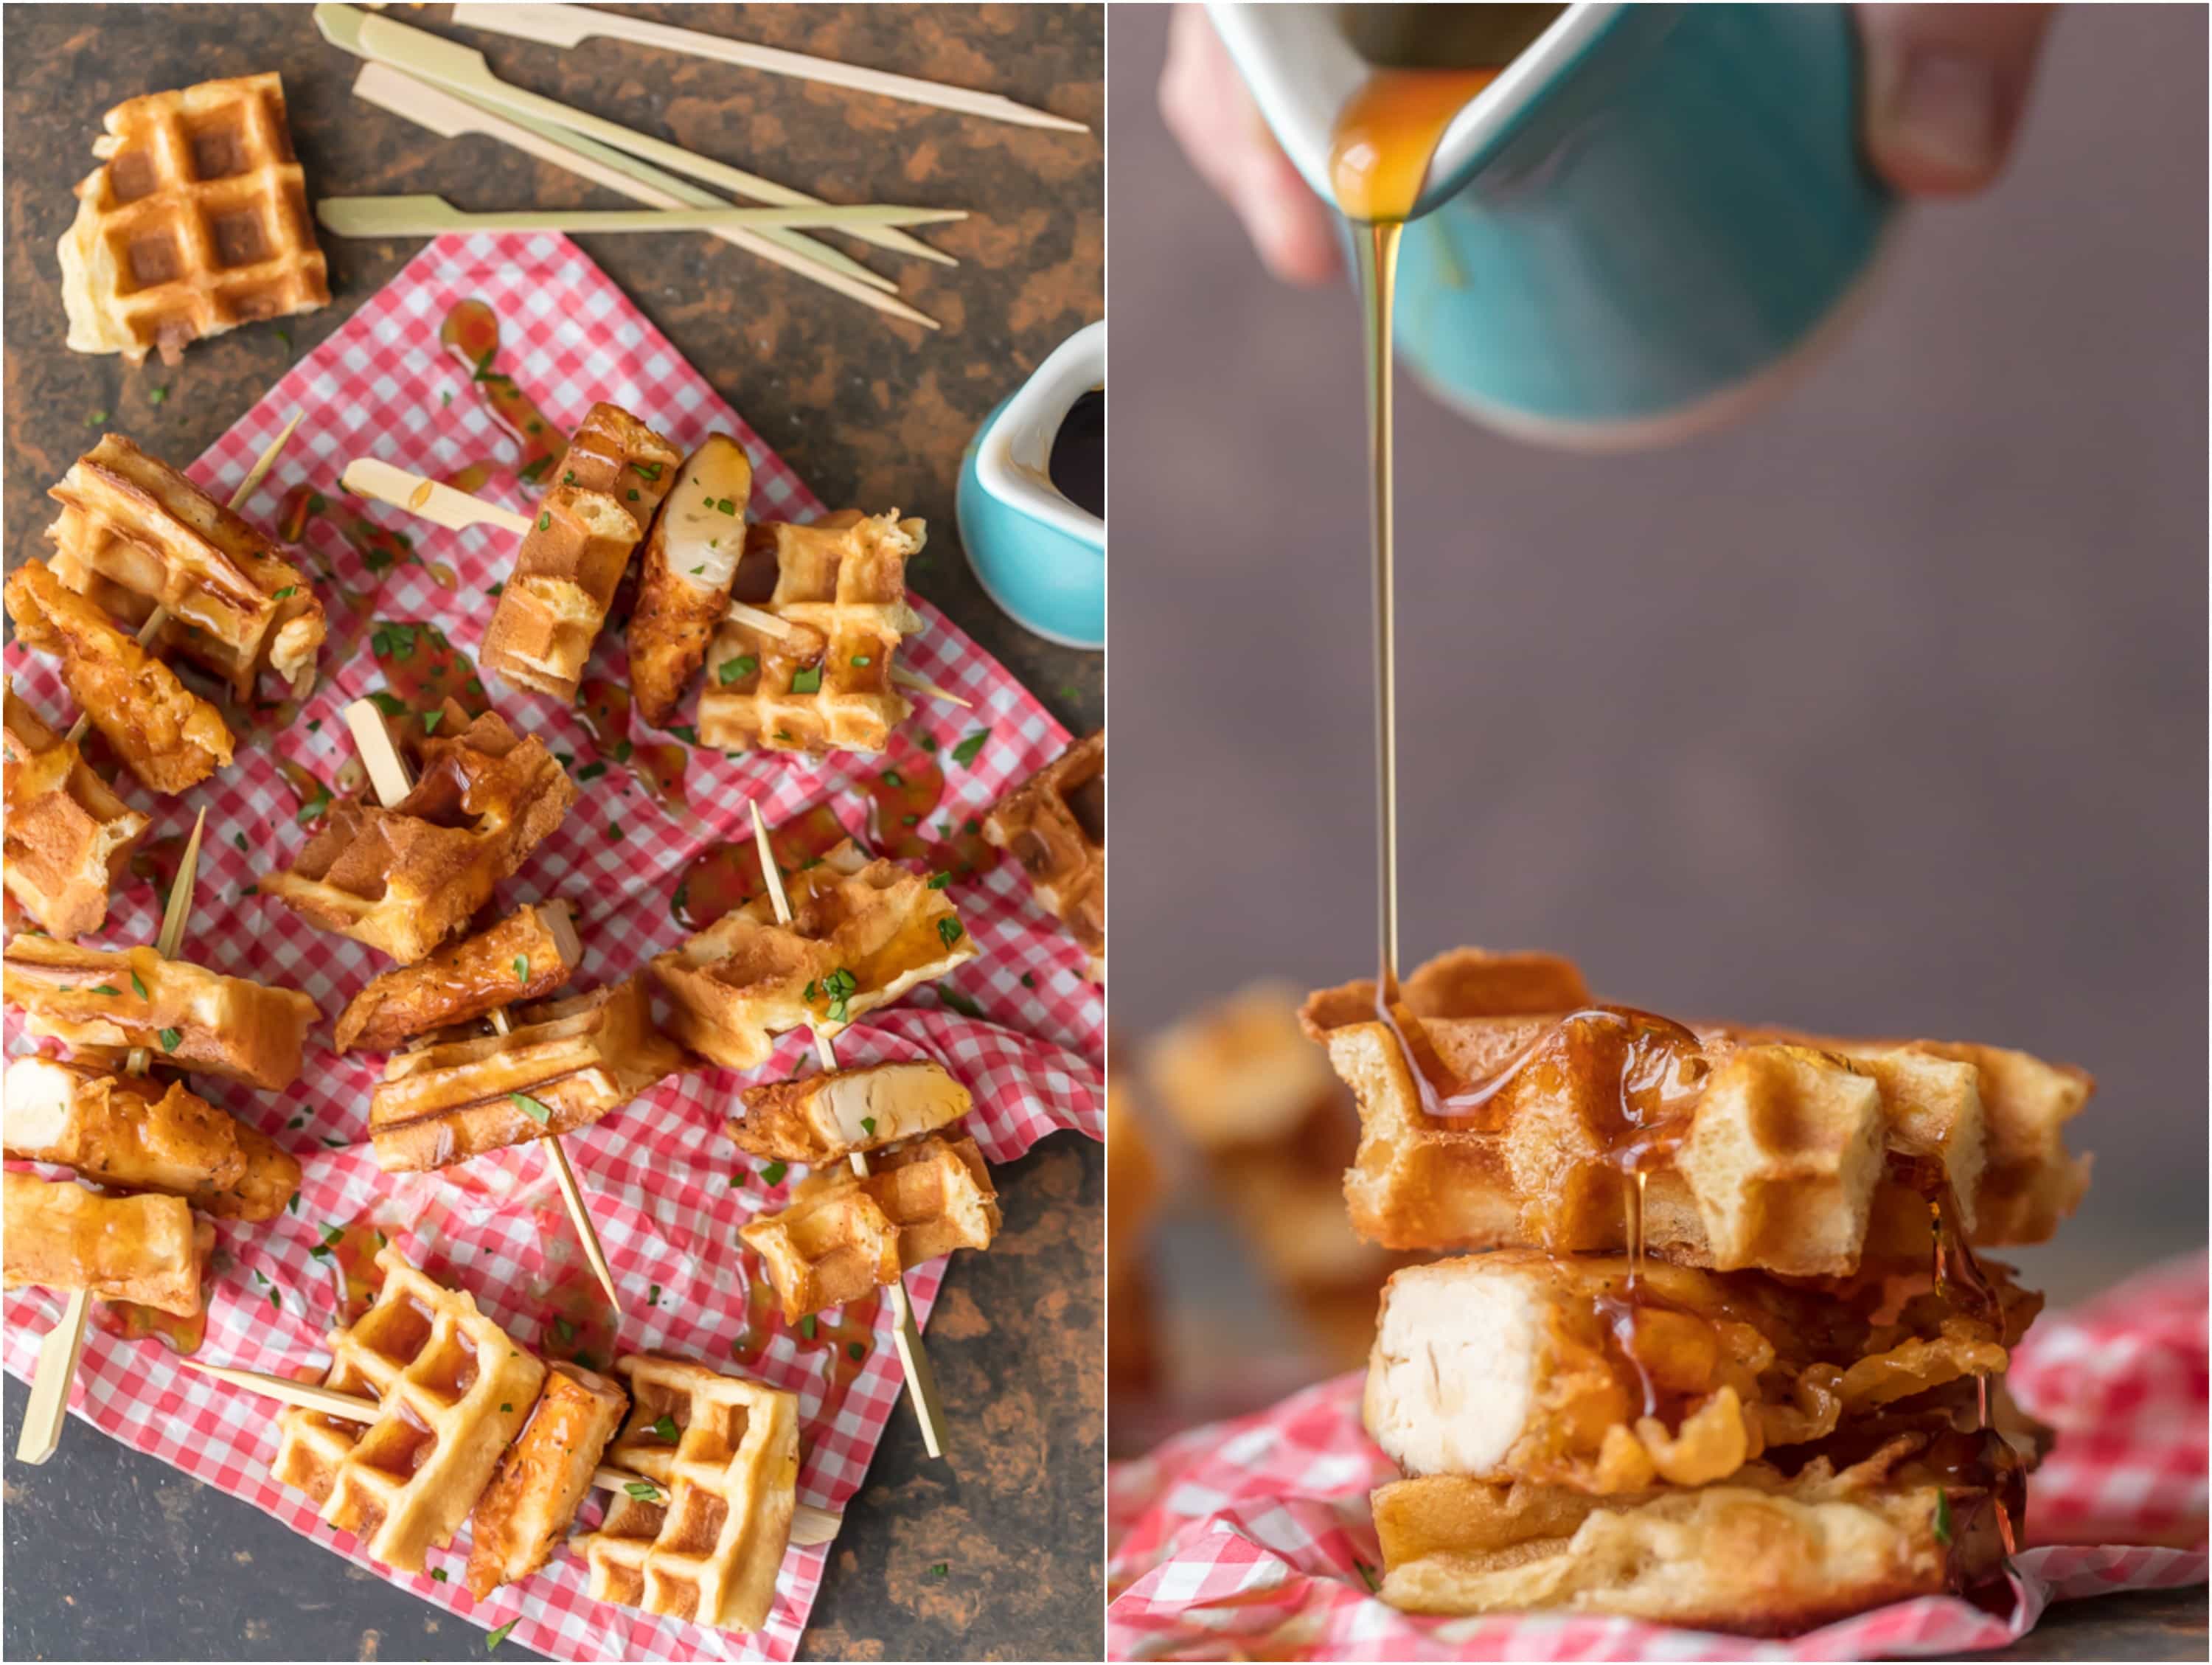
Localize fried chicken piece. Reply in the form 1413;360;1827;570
335;901;582;1053
3;1054;301;1221
724;1060;972;1166
3;1169;207;1315
4;558;233;793
465;1362;629;1598
628;433;753;728
3;678;148;939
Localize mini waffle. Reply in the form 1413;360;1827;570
1365;1251;2034;1495
368;979;685;1172
652;838;974;1069
4;558;234;794
982;730;1103;980
480;403;682;700
335;901;582;1054
46;433;326;697
57;72;330;365
740;1133;1001;1321
577;1353;800;1634
627;433;753;728
4;1055;301;1222
695;512;925;755
1303;948;2091;1276
259;706;575;964
271;1245;545;1573
724;1059;972;1166
3;678;147;939
2;935;317;1092
3;1169;205;1315
465;1361;629;1598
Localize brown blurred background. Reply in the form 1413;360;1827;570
1108;4;2208;1441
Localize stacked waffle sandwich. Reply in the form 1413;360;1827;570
1301;947;2092;1632
271;1243;801;1631
4;433;327;801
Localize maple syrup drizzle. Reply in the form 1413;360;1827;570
670;804;852;931
577;675;692;818
534;1256;619;1373
439;299;566;490
313;1217;393;1324
729;1249;879;1431
862;748;1000;879
91;1228;214;1357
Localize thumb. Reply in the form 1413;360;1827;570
1860;4;2056;196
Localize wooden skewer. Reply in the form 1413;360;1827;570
15;807;210;1465
181;1360;841;1546
318;195;968;239
450;3;1091;135
746;802;947;1459
339;6;956;271
341;699;621;1312
63;412;303;746
348;63;939;329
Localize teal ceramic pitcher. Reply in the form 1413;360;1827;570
1209;3;1898;448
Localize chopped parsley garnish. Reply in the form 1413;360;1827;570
605;822;623;842
634;461;663;482
760;1161;788;1187
852;654;872;667
919;735;939;754
924;1563;948;1582
420;709;444;735
536;512;552;532
575;760;608;782
368;690;408;716
790;665;823;695
513;956;529;982
509;1091;553;1125
847;1341;865;1360
718;656;757;684
860;1117;877;1136
130;970;148;999
486;580;504;597
950;729;989;765
486;1619;518;1651
553;1316;576;1343
563;470;576;486
668;725;698;745
1933;1488;1952;1545
159;1028;182;1052
1020;973;1035;989
648;1283;661;1307
271;585;296;600
612;739;633;763
883;770;903;788
624;1480;661;1501
652;1414;680;1440
798;1315;817;1340
927;872;951;890
287;1192;301;1215
1352;1558;1381;1593
86;410;108;427
715;496;737;515
295;785;332;824
937;918;963;948
821;967;857;1023
233;833;248;852
431;1568;447;1582
937;987;984;1019
150;386;168;405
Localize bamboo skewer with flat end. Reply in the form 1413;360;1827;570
340;462;969;709
339;698;621;1313
745;802;947;1459
318;196;967;240
61;411;304;746
451;3;1090;135
15;807;210;1465
346;62;936;330
181;1359;843;1546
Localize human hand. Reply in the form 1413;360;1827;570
1159;4;2059;286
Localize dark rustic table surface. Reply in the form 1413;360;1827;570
1;4;1103;1661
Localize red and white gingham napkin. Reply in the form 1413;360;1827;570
2;233;1102;1663
1107;1255;2208;1661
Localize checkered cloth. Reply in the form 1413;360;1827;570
1107;1255;2208;1661
3;234;1102;1663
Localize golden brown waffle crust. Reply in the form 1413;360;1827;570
58;73;330;364
981;729;1104;981
1371;1470;2000;1632
1304;948;2091;1275
1;1169;205;1315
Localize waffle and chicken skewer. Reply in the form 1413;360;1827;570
1293;945;2088;1629
256;1246;808;1628
627;432;754;729
257;703;576;964
2;1169;213;1317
